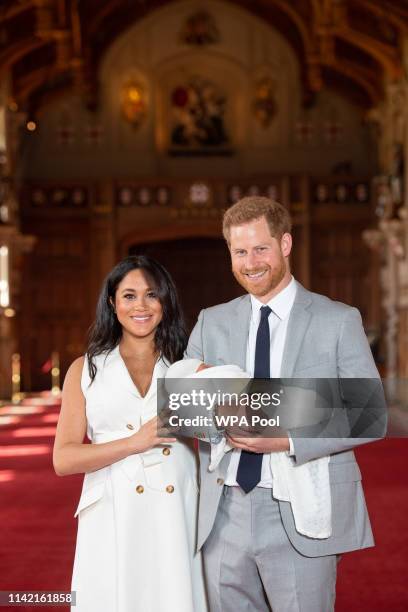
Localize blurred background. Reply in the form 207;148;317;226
1;0;408;392
0;2;407;610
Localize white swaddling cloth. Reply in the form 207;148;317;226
165;359;332;539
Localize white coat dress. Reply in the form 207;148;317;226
71;346;208;612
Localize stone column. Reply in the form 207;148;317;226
364;46;408;382
0;79;35;399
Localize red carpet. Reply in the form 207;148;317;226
0;398;81;612
0;397;407;611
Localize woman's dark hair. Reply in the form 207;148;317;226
86;255;187;381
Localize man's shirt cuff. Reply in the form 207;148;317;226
287;434;295;456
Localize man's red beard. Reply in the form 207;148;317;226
233;258;286;298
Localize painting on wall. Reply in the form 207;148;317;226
253;77;277;127
169;76;232;156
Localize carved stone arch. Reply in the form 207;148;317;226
270;0;315;57
356;0;408;34
14;67;65;106
89;0;319;103
321;62;381;107
0;39;46;78
337;29;401;79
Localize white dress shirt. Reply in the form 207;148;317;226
224;276;297;487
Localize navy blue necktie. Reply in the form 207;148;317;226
236;305;272;493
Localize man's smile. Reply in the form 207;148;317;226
243;270;267;280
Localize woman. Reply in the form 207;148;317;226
53;255;208;612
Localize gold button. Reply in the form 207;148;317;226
136;485;144;494
166;485;174;493
217;478;224;486
126;424;134;430
162;447;171;456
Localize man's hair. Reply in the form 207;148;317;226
222;196;292;243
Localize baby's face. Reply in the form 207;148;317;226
196;363;213;373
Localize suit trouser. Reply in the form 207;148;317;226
202;486;338;612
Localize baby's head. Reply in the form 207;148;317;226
196;363;213;373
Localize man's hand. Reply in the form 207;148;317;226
226;434;290;453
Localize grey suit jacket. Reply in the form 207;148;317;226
186;280;386;556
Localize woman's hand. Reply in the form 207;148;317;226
126;416;176;454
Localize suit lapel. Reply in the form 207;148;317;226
225;283;313;375
228;295;251;370
281;282;313;376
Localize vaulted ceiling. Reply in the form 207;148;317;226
0;0;407;114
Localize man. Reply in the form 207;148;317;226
186;196;385;612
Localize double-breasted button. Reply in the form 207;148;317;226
136;485;144;494
162;447;171;456
126;424;134;430
217;478;224;486
166;485;174;493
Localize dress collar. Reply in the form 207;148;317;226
114;344;167;398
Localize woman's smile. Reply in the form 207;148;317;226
130;313;153;322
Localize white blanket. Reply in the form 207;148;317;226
166;359;332;539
